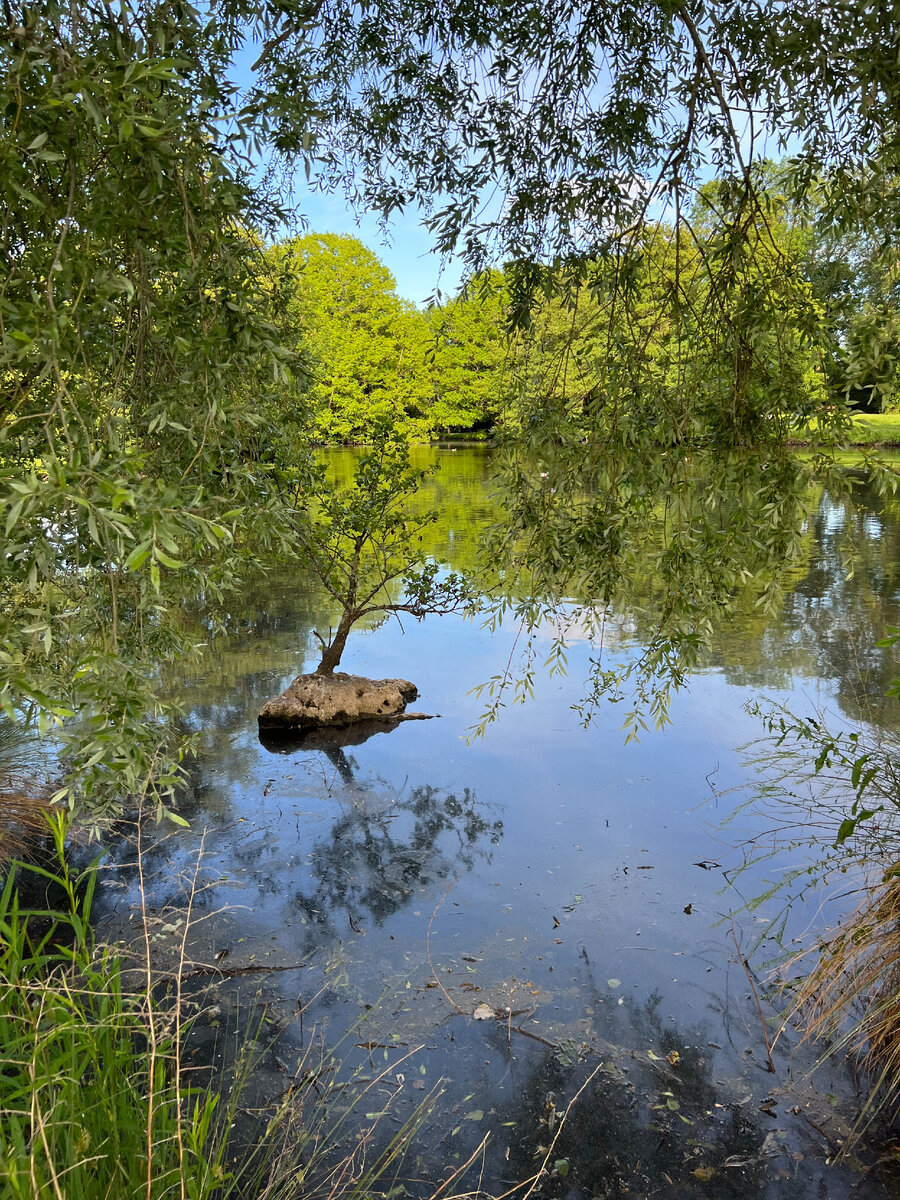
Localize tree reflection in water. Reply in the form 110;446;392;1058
89;717;503;977
260;722;502;932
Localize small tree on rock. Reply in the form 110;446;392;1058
292;422;476;676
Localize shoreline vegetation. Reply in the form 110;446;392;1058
793;414;900;447
0;818;442;1200
392;413;900;449
6;1;900;1191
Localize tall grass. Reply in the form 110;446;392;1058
744;698;900;1146
786;870;900;1141
0;782;53;866
0;814;441;1200
0;814;225;1199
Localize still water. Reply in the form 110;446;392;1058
97;448;900;1198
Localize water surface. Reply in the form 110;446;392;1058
96;447;900;1198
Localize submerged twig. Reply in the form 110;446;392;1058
730;918;776;1073
425;877;464;1015
179;960;308;982
508;1023;556;1050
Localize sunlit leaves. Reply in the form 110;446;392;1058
0;2;305;815
292;422;477;672
269;233;432;443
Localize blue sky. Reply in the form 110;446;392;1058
229;35;464;307
292;188;465;306
229;22;790;309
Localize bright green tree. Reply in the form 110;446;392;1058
802;198;900;413
424;278;510;434
291;422;476;675
272;233;431;442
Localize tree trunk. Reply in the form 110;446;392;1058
315;611;355;675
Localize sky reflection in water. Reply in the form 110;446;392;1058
95;448;900;1198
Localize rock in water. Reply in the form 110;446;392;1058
258;672;419;732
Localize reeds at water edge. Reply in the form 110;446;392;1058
0;776;52;866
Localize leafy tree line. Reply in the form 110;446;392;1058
249;0;900;424
267;233;510;442
273;175;900;450
4;0;900;816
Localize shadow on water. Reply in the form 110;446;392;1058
487;1006;775;1200
258;719;418;754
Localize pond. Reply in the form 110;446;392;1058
94;446;900;1198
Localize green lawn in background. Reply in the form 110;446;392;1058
792;413;900;446
847;413;900;445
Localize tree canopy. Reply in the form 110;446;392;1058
0;1;307;813
250;1;900;278
249;0;900;441
271;233;431;441
4;0;900;810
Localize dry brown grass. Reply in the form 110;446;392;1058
0;776;52;865
783;867;900;1138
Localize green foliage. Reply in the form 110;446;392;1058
248;0;898;471
840;306;900;413
251;1;900;311
424;276;510;433
267;184;849;450
270;233;432;442
800;177;900;413
0;2;307;816
269;235;514;442
0;817;441;1198
292;422;477;673
751;703;892;849
0;818;225;1198
499;172;835;450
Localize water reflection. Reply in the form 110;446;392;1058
259;717;422;760
175;447;900;741
86;447;900;1198
96;739;503;962
286;780;501;931
486;446;900;738
710;468;900;720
